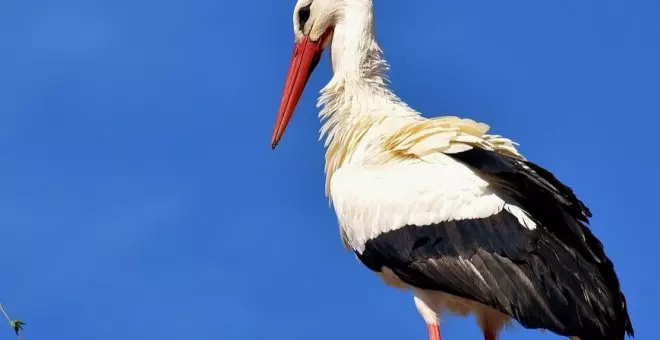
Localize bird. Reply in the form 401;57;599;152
270;1;634;339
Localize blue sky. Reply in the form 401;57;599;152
0;0;658;339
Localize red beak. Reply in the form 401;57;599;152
271;29;333;149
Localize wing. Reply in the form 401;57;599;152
356;209;609;337
444;147;634;339
329;117;633;339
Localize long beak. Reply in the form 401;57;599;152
271;33;329;149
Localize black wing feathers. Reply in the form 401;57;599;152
449;148;633;338
450;149;608;262
358;211;619;339
356;148;633;340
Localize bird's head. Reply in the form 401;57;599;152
271;0;347;149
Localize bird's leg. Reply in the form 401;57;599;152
414;291;442;340
427;323;441;340
482;328;497;340
477;309;507;340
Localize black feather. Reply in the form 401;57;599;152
356;148;633;340
447;148;633;338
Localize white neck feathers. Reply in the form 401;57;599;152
317;2;419;147
316;2;425;196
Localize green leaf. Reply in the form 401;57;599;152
9;320;25;335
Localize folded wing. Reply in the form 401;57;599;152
329;117;633;340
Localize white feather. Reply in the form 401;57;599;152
329;154;520;253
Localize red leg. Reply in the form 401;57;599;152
483;328;497;340
427;323;441;340
478;311;504;340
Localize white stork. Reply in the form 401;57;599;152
270;1;634;339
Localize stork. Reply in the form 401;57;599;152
270;1;634;339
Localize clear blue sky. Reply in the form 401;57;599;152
0;1;657;339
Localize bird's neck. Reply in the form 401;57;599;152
319;5;423;195
318;4;420;145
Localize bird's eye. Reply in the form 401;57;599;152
298;5;311;29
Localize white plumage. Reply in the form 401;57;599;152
330;154;539;253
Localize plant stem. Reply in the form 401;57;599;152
0;304;10;323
